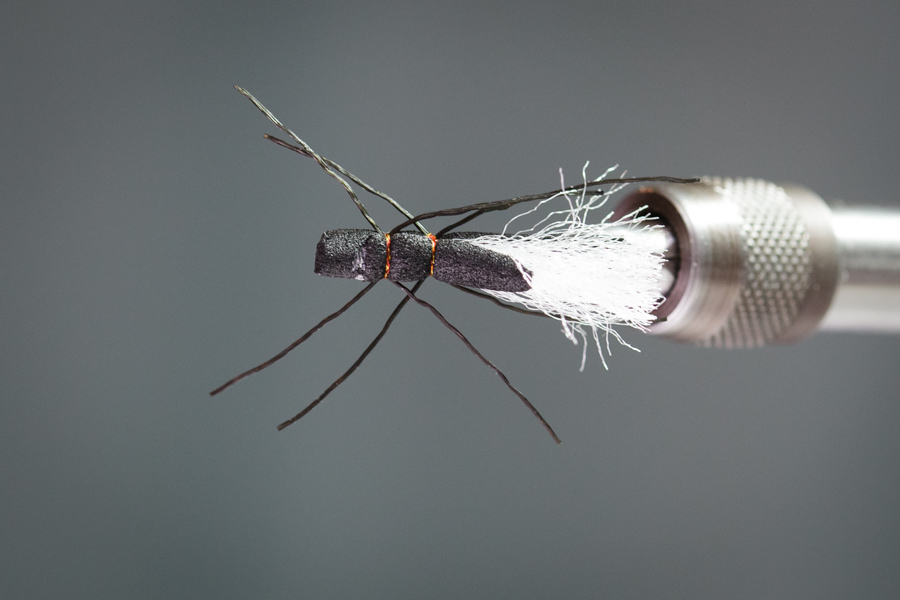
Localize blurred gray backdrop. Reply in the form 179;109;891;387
3;1;899;598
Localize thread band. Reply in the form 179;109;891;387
383;234;391;279
428;234;437;276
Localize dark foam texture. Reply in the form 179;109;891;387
433;232;530;292
314;229;530;291
389;232;433;281
315;229;387;282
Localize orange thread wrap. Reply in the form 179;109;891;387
428;234;438;276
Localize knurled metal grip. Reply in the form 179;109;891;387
616;178;840;347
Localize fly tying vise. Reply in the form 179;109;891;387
211;86;699;443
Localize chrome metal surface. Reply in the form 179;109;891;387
820;207;900;332
613;178;900;345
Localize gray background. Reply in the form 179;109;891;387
3;1;899;598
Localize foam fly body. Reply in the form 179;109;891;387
211;86;698;443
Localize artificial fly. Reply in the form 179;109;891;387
211;86;699;443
